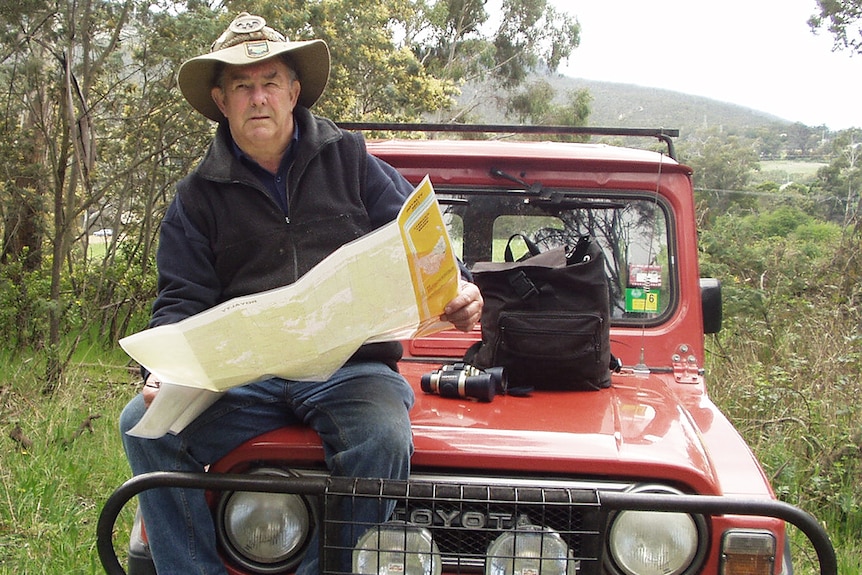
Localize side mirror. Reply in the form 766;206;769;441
700;278;722;334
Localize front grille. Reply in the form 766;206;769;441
320;477;607;575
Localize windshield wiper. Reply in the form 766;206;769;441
490;167;626;209
490;167;544;195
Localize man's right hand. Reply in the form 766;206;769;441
142;375;161;408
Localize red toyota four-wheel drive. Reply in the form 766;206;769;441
98;125;836;575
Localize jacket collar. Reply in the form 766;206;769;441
197;106;343;185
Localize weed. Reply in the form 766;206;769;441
0;350;137;575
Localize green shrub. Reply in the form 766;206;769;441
702;208;862;571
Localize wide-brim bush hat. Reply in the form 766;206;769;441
177;12;330;121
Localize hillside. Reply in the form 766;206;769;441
461;75;796;142
557;77;791;135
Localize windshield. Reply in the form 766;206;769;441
438;190;674;324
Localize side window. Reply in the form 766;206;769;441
611;200;671;320
443;212;464;261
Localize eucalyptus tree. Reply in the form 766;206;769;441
404;0;581;122
681;133;761;226
0;2;229;367
506;79;592;133
809;0;862;54
89;5;222;342
0;0;141;390
812;129;862;227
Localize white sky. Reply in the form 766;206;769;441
550;0;860;130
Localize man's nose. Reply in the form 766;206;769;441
250;84;267;107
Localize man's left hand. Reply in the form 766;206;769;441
442;281;483;332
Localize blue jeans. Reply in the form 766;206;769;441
120;362;415;575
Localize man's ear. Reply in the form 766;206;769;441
288;79;301;107
211;86;227;116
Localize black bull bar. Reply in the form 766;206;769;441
96;471;837;575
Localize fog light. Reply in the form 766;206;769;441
486;525;578;575
353;521;441;575
720;530;775;575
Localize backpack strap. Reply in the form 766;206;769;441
504;234;541;262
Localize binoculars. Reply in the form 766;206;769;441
420;363;507;402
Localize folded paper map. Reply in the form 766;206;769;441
122;175;458;438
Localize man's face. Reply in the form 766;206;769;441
211;58;301;158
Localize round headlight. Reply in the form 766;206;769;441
353;521;441;575
608;510;697;575
486;525;578;575
606;486;706;575
217;468;312;574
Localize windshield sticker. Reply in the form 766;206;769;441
628;264;662;288
626;287;660;313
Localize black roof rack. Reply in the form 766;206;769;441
337;123;679;160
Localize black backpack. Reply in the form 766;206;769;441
466;235;614;391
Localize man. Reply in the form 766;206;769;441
119;13;483;575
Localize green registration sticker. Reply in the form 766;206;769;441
626;287;660;313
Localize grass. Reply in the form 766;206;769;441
758;159;827;184
0;344;138;575
705;296;862;574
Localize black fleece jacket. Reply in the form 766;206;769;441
149;107;415;368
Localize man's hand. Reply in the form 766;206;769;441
441;281;483;332
142;374;161;408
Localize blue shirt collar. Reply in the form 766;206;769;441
228;120;301;174
227;119;300;215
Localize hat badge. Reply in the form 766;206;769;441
229;14;266;35
245;41;270;58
